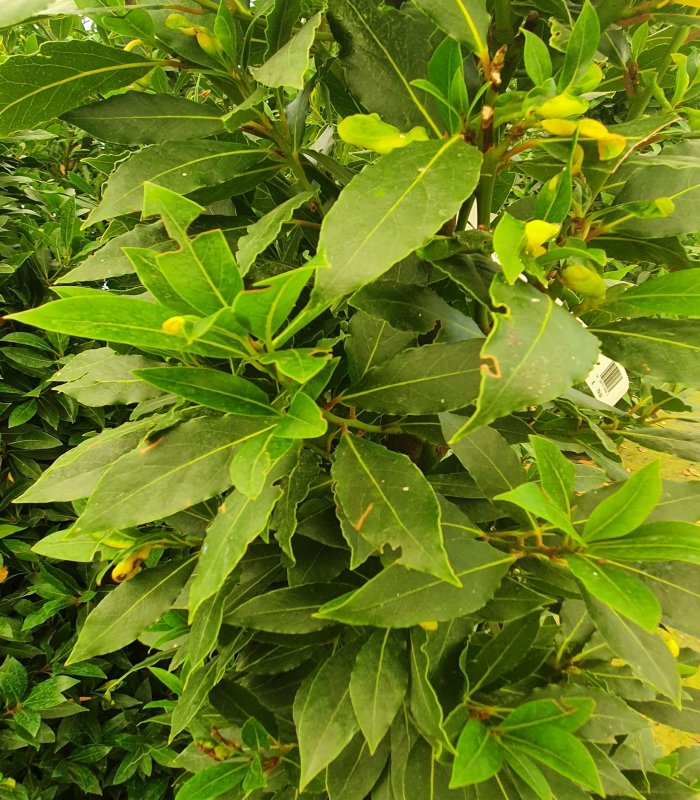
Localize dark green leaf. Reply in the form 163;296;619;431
63;92;225;145
0;41;155;136
68;560;193;663
331;433;457;584
350;630;408;753
294;644;360;789
447;279;599;441
312;138;482;304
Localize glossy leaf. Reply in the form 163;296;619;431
188;485;281;620
558;1;600;90
585;594;682;703
253;12;322;89
86;141;274;225
566;556;662;631
316;531;513;627
15;417;157;503
448;279;599;441
294;644;360;789
74;416;275;534
68;560;193;663
342;340;482;415
331;433;457;584
582;461;661;542
312;137;482;304
350;630;408;753
412;0;489;67
63;92;225;145
237;191;312;274
530;435;575;514
135;367;276;417
450;720;503;787
0;40;155;136
592;319;700;388
588;521;700;564
175;762;247;800
326;733;390;800
327;0;439;130
617;269;700;317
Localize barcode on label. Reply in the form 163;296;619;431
585;354;630;406
599;361;623;391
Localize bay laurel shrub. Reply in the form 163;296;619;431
1;0;700;796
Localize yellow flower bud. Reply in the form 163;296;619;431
418;621;439;631
111;546;152;584
657;628;680;658
540;119;578;137
536;93;589;119
524;220;560;256
559;264;606;300
195;28;224;61
571;144;584;175
578;118;609;139
338;113;429;155
162;316;185;335
597;134;626;161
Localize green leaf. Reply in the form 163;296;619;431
31;530;100;562
326;733;390;800
503;725;603;794
233;265;314;343
0;41;155;137
15;417;157;503
493;213;526;284
350;630;408;754
441;414;528;499
271;448;321;560
86;141;275;225
582;461;661;542
258;348;331;384
447;279;599;441
175;762;247;800
412;0;489;67
188;485;281;620
331;433;458;584
67;560;193;663
630;688;700;736
74;416;275;534
0;0;77;27
585;594;682;703
614;140;700;237
312;137;482;304
617;269;700;317
495;483;581;541
409;628;450;750
588;521;700;564
341;340;482;415
327;0;439;131
349;282;482;339
6;294;208;355
450;720;503;787
557;0;600;90
264;0;301;57
500;698;595;734
237;191;313;275
294;644;361;789
57;222;170;284
227;583;345;633
463;614;541;693
501;747;551;800
135;367;276;417
566;556;661;631
275;392;327;439
0;657;27;705
523;30;553;85
591;319;700;388
53;348;161;406
230;431;291;498
316;530;513;627
253;12;322;90
530;436;575;514
345;311;415;384
63;92;225;145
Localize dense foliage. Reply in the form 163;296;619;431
1;0;700;797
